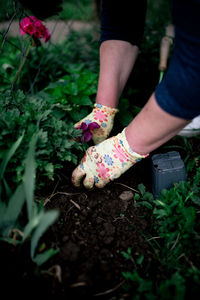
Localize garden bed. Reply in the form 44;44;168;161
1;157;155;299
1;5;200;298
1;137;200;300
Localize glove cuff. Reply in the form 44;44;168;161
94;103;119;115
119;128;149;163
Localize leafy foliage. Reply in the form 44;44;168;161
0;30;99;93
0;87;85;186
44;63;98;122
0;132;59;266
122;167;200;299
59;0;94;21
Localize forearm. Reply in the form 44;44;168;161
125;93;190;155
96;40;139;108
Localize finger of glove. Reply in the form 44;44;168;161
83;171;95;189
71;165;85;187
95;180;110;189
92;134;106;145
92;127;109;144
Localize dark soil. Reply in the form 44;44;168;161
0;155;159;299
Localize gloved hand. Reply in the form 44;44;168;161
72;128;148;189
74;103;119;144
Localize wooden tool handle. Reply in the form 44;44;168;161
159;36;173;71
166;24;175;38
158;24;175;72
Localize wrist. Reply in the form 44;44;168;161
121;128;149;161
96;96;119;109
94;103;119;114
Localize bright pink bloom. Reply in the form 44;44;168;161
96;163;110;180
19;16;51;43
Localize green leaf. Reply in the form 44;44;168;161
143;192;154;202
0;132;24;180
0;201;7;221
121;247;132;260
31;210;59;259
154;199;166;207
136;254;144;265
78;71;97;88
138;201;153;210
70;95;92;106
23;132;39;220
33;248;59;266
2;177;12;199
190;196;200;207
44;163;54;180
52;86;65;99
4;183;25;223
122;270;142;282
153;208;168;219
64;82;78;96
23;211;42;241
134;193;140;201
138;184;146;196
70;108;89;122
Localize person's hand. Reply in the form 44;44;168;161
71;129;148;189
74;104;119;144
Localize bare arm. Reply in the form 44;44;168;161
125;93;190;155
96;40;139;108
95;40;189;155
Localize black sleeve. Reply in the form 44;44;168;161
17;0;63;19
100;0;147;46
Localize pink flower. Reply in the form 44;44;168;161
77;122;100;143
94;110;108;123
19;16;51;43
96;163;110;180
112;144;128;162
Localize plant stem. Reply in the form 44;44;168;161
11;38;32;90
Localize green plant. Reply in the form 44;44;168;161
59;0;94;21
121;247;155;300
121;167;200;299
163;135;200;173
0;88;83;187
1;30;99;93
152;175;200;267
44;63;98;122
0;131;59;266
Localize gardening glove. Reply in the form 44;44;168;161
72;128;148;189
74;103;119;144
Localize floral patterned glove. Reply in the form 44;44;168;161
72;129;148;189
74;104;119;144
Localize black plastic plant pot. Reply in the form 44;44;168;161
151;151;187;198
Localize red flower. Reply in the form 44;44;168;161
19;16;51;42
77;122;100;143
